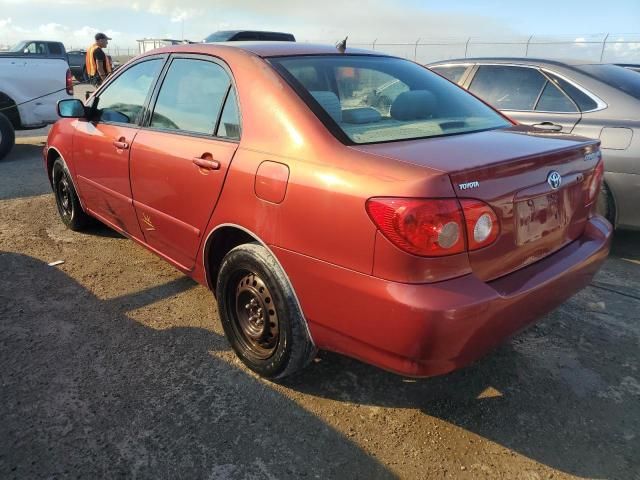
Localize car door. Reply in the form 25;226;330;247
73;57;165;240
129;56;241;271
467;64;581;133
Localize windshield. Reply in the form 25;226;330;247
203;31;235;43
577;64;640;100
270;55;510;144
8;41;26;52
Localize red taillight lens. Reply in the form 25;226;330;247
66;69;73;95
587;158;604;205
460;199;500;250
366;198;465;256
367;197;500;256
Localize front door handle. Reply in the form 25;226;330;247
192;157;220;170
113;137;129;149
532;122;563;132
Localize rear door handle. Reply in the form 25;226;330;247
532;122;563;132
192;157;220;170
113;138;129;149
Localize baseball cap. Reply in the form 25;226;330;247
95;32;112;41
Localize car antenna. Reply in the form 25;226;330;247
336;36;348;53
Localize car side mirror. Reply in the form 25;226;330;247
57;99;86;118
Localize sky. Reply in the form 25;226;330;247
0;0;638;56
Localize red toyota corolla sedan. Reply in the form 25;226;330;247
45;42;611;379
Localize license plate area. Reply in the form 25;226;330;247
515;191;566;245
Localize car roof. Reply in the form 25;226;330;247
214;30;293;36
428;57;602;68
16;40;63;44
150;41;384;58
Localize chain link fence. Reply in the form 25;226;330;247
350;33;640;64
65;33;640;65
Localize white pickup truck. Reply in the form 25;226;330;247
0;56;74;160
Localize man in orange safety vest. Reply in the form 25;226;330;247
86;32;113;86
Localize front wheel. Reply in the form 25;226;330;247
216;243;316;379
52;158;91;231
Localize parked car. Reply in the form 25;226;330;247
45;43;611;379
0;55;73;160
615;63;640;73
0;40;67;60
428;58;640;230
67;49;88;82
202;30;295;42
68;49;121;83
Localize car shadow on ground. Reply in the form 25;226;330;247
286;230;640;479
0;252;393;479
84;221;126;239
610;229;640;261
0;143;51;200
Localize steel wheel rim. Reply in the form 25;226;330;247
232;272;279;359
55;174;73;220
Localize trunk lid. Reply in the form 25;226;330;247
353;126;601;281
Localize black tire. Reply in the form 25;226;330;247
216;243;316;379
0;112;15;161
596;182;615;226
52;158;91;231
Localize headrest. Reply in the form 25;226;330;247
342;107;382;124
310;91;342;123
390;90;438;121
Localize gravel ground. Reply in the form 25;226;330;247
1;133;639;480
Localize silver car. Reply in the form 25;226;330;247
427;58;640;230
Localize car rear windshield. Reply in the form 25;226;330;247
270;55;510;144
577;64;640;100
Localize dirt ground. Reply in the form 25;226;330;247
1;131;639;479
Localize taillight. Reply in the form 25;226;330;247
66;69;73;95
366;197;500;257
459;200;500;250
587;158;604;205
366;198;465;256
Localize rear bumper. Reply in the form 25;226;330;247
273;216;612;377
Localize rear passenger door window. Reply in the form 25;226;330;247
535;81;578;112
150;58;231;135
469;65;546;111
48;43;63;55
430;65;469;85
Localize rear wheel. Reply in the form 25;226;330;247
52;158;91;231
216;243;316;379
0;112;15;161
596;182;615;226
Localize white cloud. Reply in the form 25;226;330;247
170;8;197;23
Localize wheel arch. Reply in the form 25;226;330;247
203;224;256;293
600;175;618;228
202;223;315;345
0;91;22;129
46;147;86;211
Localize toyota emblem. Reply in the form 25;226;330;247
547;171;562;190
